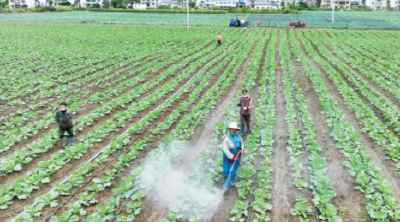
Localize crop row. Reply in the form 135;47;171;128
294;30;400;220
12;37;236;222
0;39;214;176
306;31;400;171
0;40;198;153
85;30;261;222
0;36;239;215
282;30;342;221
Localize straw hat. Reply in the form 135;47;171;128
228;122;240;130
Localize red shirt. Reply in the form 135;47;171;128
217;35;222;41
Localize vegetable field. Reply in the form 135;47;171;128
2;23;400;222
1;11;400;29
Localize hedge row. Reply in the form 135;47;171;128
86;8;228;14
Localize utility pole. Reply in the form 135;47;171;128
331;0;335;22
187;0;190;30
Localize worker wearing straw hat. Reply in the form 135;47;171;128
222;122;244;194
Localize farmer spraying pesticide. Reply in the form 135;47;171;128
55;102;75;146
222;122;244;195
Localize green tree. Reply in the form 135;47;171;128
298;0;308;9
189;1;195;8
316;0;321;7
0;0;9;8
111;0;118;7
211;4;220;9
158;4;170;9
283;4;291;13
21;4;28;8
103;0;110;8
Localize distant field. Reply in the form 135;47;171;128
0;11;400;29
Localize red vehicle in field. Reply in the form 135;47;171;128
289;19;306;28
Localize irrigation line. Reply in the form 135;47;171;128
14;43;231;221
109;43;238;222
36;43;236;222
286;60;320;222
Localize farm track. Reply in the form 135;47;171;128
0;40;232;192
291;31;363;221
8;41;239;221
298;33;400;208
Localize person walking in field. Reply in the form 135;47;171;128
257;20;260;27
237;89;253;135
55;102;75;146
222;122;244;194
217;33;222;46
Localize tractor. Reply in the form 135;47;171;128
289;19;306;28
229;17;250;27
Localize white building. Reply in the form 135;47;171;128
8;0;76;8
391;0;399;8
254;0;280;9
320;0;351;9
8;0;49;8
132;3;147;8
80;0;102;7
141;0;161;8
366;0;386;9
205;0;237;8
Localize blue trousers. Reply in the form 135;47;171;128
223;147;241;183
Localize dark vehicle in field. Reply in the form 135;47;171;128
229;17;250;27
289;19;306;28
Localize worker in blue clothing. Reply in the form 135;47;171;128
222;122;244;195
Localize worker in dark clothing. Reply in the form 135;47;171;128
237;89;253;135
55;102;74;146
